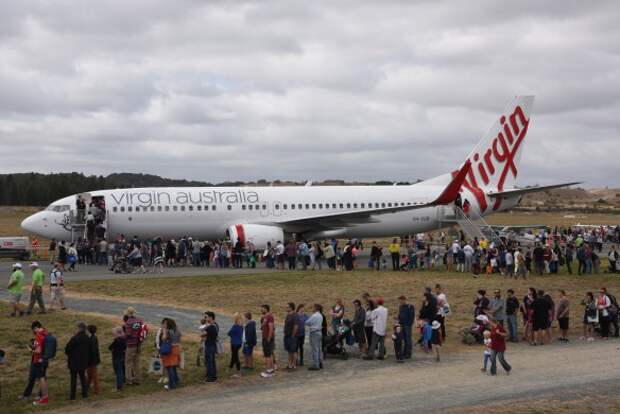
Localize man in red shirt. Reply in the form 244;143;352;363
21;321;49;405
260;304;275;378
489;318;512;376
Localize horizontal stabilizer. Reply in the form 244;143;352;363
486;182;582;198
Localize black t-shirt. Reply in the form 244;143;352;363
533;247;544;262
474;297;490;316
506;296;520;315
533;298;551;322
205;324;218;346
284;313;298;338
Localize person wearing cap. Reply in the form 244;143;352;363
7;263;25;317
26;262;46;315
49;262;66;311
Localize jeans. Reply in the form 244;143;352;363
166;366;179;388
483;352;491;370
490;350;511;375
368;333;386;359
506;314;518;342
391;253;400;271
69;369;88;400
297;335;305;365
402;324;413;358
205;345;217;381
309;331;322;368
112;358;125;390
22;362;45;397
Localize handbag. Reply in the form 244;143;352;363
159;342;172;356
148;355;162;374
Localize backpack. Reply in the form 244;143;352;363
42;334;57;360
128;318;148;344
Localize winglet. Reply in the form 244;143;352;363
432;160;471;205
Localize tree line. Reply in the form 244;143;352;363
0;172;416;206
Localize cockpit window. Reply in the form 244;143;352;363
45;204;70;212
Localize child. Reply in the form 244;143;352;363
108;327;126;391
392;324;405;363
481;330;492;372
421;320;442;362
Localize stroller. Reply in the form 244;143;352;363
325;319;353;360
460;314;491;345
111;255;129;274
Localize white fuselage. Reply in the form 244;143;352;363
21;183;519;243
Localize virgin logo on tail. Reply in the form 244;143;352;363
454;105;530;213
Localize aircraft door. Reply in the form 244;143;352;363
260;202;269;218
272;201;282;217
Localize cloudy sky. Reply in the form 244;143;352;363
0;1;618;186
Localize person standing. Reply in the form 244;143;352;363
296;304;308;366
227;313;244;375
49;263;66;311
65;322;90;400
8;263;25;317
260;305;276;378
21;321;49;405
123;307;145;385
602;288;619;337
160;318;182;390
26;262;46;315
435;284;449;340
351;299;367;355
305;304;324;371
108;327;126;391
86;325;101;395
597;288;611;339
203;312;218;382
242;312;257;370
48;239;57;263
370;241;382;271
397;295;415;359
532;290;551;345
283;302;299;370
489;318;511;376
556;290;570;342
365;298;388;360
388;238;401;271
489;290;506;328
505;289;520;342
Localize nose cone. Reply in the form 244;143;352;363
21;212;43;235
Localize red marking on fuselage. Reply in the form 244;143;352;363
235;224;246;244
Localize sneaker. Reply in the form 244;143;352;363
587;337;595;341
164;385;170;391
260;371;274;378
33;396;49;405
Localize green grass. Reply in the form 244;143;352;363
0;302;255;414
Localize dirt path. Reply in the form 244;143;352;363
52;339;620;414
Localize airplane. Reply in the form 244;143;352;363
21;96;581;248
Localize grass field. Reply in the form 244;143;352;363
0;302;249;414
0;207;38;237
487;211;620;227
68;269;620;353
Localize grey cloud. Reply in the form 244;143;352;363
0;0;618;187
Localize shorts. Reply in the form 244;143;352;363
284;336;297;354
51;286;65;302
242;345;254;356
9;292;22;304
558;317;569;330
32;362;48;379
262;338;275;357
533;320;547;331
277;255;285;264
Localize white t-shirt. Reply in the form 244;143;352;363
505;252;514;265
50;269;64;285
276;243;285;255
372;306;388;336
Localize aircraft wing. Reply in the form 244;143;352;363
266;160;471;232
486;182;582;198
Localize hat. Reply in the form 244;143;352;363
29;262;39;268
13;263;22;269
125;306;136;316
431;320;441;330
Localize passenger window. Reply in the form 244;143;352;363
242;205;246;210
248;205;253;210
113;207;118;212
361;203;365;208
353;203;358;208
227;205;232;210
346;203;351;208
150;206;155;212
312;204;316;209
275;204;280;210
120;207;125;212
298;204;303;209
212;205;217;211
173;206;178;211
262;204;266;210
188;206;193;211
165;206;170;211
135;206;140;212
197;205;202;211
375;203;379;208
157;206;162;211
181;206;186;211
339;203;344;208
128;206;133;212
283;204;287;210
381;203;385;208
291;204;295;210
332;203;336;209
388;203;392;207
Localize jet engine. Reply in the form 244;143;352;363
226;224;284;248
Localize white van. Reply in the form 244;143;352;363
0;237;30;260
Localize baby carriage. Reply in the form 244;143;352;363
460;314;491;345
325;319;353;360
111;255;129;274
